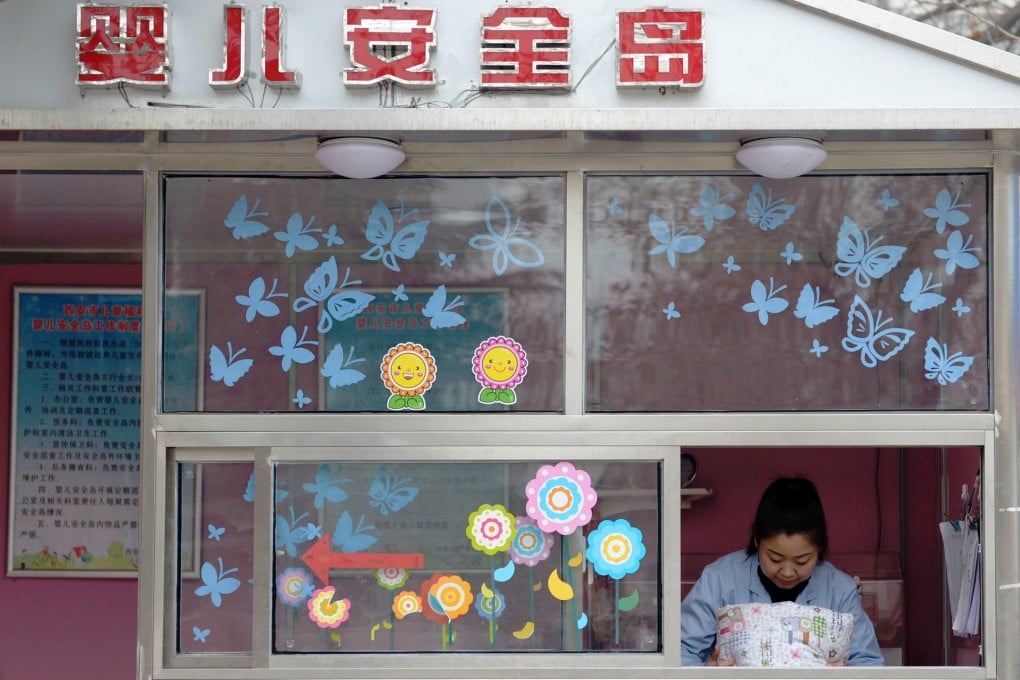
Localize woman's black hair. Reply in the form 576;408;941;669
745;477;829;560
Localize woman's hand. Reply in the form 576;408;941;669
706;645;735;667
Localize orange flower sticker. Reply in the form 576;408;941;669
380;342;437;411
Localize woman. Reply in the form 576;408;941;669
680;477;884;666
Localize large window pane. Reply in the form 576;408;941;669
163;176;565;413
272;461;660;653
586;174;988;411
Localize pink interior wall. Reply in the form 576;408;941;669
0;264;140;680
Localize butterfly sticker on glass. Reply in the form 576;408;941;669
793;284;839;328
362;199;429;272
303;464;350;509
780;242;803;265
662;301;681;320
332;511;378;553
722;255;741;274
194;557;241;607
438;252;456;267
810;339;828;358
292;257;375;333
209;341;253;387
607;197;623;216
235;276;287;323
392;283;408;302
924;187;971;234
923;337;974;386
369;466;420;516
207;524;225;541
841;295;915;368
742;277;789;326
275;212;323;258
269;325;318;372
833;217;906;288
952;298;971;317
469;196;545;276
323;224;344;247
690;184;736;231
899;268;946;313
876;188;900;212
224;194;269;240
934;231;981;275
647;213;705;267
423;284;466;329
192;627;211;643
745;183;795;231
321;342;367;388
292;389;312;409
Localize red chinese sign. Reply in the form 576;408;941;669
481;7;571;89
74;3;704;92
76;4;171;89
617;9;704;87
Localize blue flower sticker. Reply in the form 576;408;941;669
585;518;646;580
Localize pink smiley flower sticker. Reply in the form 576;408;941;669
472;335;527;405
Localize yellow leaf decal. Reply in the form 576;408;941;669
547;568;574;600
513;621;536;639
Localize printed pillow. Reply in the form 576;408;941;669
715;602;854;667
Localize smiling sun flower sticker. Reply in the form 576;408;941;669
381;342;437;411
471;335;528;405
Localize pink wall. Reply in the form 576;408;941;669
0;264;139;680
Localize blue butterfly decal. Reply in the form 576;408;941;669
303;523;322;540
321;342;367;388
924;337;974;386
469;196;545;275
607;197;623;215
746;183;795;231
369;466;420;516
877;188;900;212
722;255;741;274
934;231;981;275
269;325;318;372
292;389;312;409
438;252;456;267
924;187;971;234
224;195;269;239
275;507;311;557
209;342;253;387
841;295;914;368
793;284;839;328
207;524;225;541
275;212;322;258
242;473;289;504
833;217;905;288
332;511;378;553
900;268;945;313
952;298;971;317
423;284;466;329
810;339;828;358
194;557;241;607
392;283;408;302
647;213;706;267
690;184;736;231
662;301;681;320
235;276;286;322
780;242;803;265
303;464;350;509
292;257;375;333
323;224;344;247
742;277;788;326
192;626;211;643
362;200;429;272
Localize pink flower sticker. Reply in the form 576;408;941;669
471;336;528;405
307;586;351;629
525;462;598;535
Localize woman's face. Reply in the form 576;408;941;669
757;532;820;590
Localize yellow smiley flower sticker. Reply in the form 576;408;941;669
380;342;437;411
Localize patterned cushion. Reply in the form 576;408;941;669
715;602;854;667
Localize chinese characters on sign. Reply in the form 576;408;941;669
75;4;704;92
9;289;143;575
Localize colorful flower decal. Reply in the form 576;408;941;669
380;342;437;411
466;504;516;555
585;518;646;580
375;567;410;590
392;590;423;620
426;574;474;621
419;574;448;625
307;586;351;629
276;567;315;607
508;516;553;567
471;335;528;404
525;462;598;535
475;583;506;620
